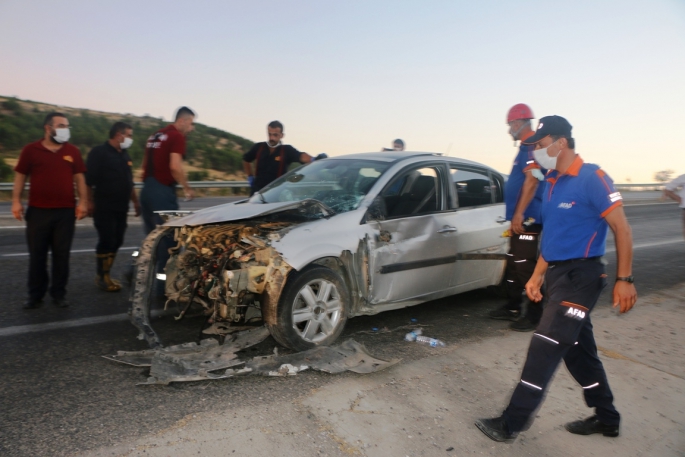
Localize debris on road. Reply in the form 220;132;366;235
104;326;399;385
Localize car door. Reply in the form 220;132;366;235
447;165;508;291
364;163;459;304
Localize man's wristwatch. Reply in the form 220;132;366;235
616;276;634;283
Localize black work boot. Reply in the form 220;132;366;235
23;298;43;310
564;415;619;437
488;307;520;321
475;417;518;443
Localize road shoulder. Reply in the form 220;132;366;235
82;283;685;457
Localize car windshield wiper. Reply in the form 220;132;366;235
257;192;267;204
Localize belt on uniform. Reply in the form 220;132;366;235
547;256;603;267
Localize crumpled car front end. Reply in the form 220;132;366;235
130;199;338;349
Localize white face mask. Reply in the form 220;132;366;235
533;141;560;170
267;140;282;148
53;128;70;144
120;137;133;149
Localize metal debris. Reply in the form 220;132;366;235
245;339;400;375
104;332;399;385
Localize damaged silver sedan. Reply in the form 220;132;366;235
130;152;508;351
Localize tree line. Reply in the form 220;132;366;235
0;97;253;182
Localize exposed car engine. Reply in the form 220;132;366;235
164;221;294;332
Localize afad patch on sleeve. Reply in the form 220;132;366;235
561;301;588;320
63;155;73;163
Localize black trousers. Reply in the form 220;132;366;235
502;260;620;432
93;209;128;254
504;224;543;322
25;207;76;301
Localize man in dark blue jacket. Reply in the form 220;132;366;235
488;104;546;331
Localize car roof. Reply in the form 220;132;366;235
331;151;440;162
330;151;496;170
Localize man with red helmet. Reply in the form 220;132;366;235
488;104;546;331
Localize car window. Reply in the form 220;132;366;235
380;167;440;218
450;166;494;208
251;159;391;214
489;172;505;203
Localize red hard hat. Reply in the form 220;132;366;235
506;104;534;123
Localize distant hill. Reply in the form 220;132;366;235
0;96;254;182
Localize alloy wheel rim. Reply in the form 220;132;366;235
291;278;343;343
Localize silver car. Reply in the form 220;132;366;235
131;152;508;351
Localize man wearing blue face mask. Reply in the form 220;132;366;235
476;115;637;443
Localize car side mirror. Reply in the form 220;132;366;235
366;196;387;221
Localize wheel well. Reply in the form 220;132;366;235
311;257;346;277
298;257;353;298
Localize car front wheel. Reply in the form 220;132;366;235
268;266;349;351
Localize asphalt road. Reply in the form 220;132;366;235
0;200;682;456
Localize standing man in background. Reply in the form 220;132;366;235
140;107;195;234
663;173;685;239
242;120;326;194
12;112;88;309
382;139;405;151
86;121;140;292
488;104;545;331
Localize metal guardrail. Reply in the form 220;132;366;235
0;181;667;191
614;183;665;191
0;181;250;191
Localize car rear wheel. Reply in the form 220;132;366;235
268;266;349;351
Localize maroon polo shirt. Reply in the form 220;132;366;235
142;124;186;186
14;140;87;208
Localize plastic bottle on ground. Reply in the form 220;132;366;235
415;335;446;347
404;328;422;342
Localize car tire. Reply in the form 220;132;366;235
268;266;349;351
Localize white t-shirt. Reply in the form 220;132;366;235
665;174;685;208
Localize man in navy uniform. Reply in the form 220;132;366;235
488;104;546;331
475;115;637;443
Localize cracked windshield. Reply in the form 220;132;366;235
249;159;391;213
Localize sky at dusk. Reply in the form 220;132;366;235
1;0;684;182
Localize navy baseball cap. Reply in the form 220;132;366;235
522;115;572;144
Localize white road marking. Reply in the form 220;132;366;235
1;246;138;257
0;222;143;229
0;309;166;337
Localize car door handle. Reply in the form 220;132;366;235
438;226;457;233
496;217;507;224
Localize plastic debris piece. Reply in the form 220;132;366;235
415;335;446;347
404;329;422;342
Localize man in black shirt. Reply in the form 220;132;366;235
86;121;141;292
242;120;326;194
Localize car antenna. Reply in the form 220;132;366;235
445;143;453;156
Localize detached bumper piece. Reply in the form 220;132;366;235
104;327;398;385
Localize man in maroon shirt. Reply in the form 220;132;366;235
12;112;88;309
140;106;195;234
